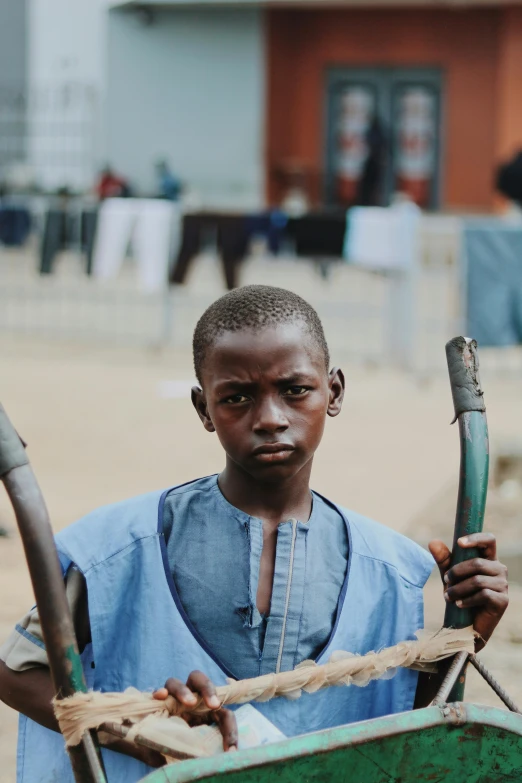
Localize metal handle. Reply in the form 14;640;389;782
443;338;489;700
0;403;107;783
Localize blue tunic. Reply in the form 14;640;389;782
163;475;348;679
16;482;434;783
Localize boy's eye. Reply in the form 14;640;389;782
283;386;309;396
222;394;250;404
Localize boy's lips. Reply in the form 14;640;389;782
251;442;295;462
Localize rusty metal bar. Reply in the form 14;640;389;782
0;404;106;783
431;651;469;707
101;721;195;762
469;655;522;714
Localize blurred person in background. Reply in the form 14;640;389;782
496;150;522;219
96;165;132;201
156;159;183;201
356;116;388;207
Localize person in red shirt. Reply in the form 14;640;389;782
96;166;131;200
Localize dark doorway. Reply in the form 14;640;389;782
325;67;443;209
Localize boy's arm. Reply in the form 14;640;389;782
0;660;235;765
0;660;165;766
0;566;90;726
0;661;58;730
0;571;164;766
0;570;236;762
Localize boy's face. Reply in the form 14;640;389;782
192;323;344;483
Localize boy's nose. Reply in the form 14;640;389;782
252;398;289;434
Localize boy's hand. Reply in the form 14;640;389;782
153;670;238;752
429;533;509;650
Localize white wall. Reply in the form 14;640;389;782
26;1;266;201
0;0;27;173
106;7;266;207
0;0;27;91
28;0;106;88
27;0;107;190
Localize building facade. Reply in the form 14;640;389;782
266;5;522;212
0;0;27;176
24;0;522;210
0;0;27;91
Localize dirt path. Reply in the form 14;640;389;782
0;334;521;780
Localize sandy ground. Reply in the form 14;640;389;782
1;261;522;778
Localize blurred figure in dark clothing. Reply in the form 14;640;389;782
356;116;388;207
497;151;522;206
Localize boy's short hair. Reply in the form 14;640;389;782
193;285;330;383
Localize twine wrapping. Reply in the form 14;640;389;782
54;626;474;750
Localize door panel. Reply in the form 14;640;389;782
390;71;442;209
325;67;442;209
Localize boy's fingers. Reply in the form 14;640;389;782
457;532;497;560
445;574;508;602
444;558;507;585
214;708;238;752
450;588;509;612
430;533;500;583
428;540;452;579
186;670;221;710
164;677;198;707
153;687;169;701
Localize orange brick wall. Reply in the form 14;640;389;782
266;7;504;211
496;8;522;163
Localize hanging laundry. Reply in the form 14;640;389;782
464;220;522;347
0;205;31;247
344;202;421;271
92;199;180;292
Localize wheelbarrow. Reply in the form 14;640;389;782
1;336;521;783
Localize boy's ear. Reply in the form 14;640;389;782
191;386;215;432
327;368;345;418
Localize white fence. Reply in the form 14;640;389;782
0;215;476;375
0;84;100;194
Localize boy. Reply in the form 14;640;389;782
0;285;508;782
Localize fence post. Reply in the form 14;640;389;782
385;208;422;372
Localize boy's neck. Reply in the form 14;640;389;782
218;461;313;528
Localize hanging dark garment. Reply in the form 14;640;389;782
0;206;31;247
497;151;522;205
170;212;249;291
286;211;347;258
39;207;98;275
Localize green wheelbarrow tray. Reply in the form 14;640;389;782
142;703;522;783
